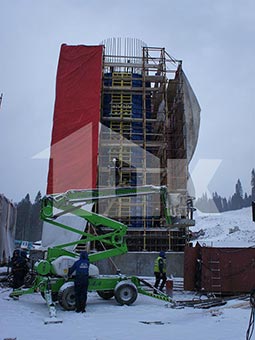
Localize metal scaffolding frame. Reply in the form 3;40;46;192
98;40;193;251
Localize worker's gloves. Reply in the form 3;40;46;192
159;273;163;278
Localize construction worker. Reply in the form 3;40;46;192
11;249;29;291
68;251;90;313
154;251;167;293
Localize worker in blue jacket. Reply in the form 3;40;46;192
154;251;167;293
68;251;90;313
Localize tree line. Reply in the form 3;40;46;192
15;191;43;242
14;169;255;241
195;169;255;213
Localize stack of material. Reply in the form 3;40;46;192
0;194;17;264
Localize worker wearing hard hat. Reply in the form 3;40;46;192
153;251;167;293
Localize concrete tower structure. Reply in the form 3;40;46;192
44;39;200;252
97;38;200;251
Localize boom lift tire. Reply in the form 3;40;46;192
114;281;138;305
58;282;76;311
97;290;114;300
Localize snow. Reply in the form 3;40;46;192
191;207;255;247
1;208;254;340
0;289;251;340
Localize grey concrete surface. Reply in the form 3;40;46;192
96;252;184;277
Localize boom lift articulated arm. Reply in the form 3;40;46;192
41;185;172;263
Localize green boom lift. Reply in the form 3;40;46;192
10;185;176;311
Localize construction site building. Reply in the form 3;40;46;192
98;38;200;251
43;38;200;253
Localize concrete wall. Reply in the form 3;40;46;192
95;252;184;278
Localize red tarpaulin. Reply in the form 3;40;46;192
47;44;103;194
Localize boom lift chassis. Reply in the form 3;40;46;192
10;186;176;310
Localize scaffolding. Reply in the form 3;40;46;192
98;38;194;251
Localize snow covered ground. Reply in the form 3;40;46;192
1;207;254;340
0;287;251;340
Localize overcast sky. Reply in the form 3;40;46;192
0;0;254;202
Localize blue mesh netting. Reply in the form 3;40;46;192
101;73;156;228
102;72;151;123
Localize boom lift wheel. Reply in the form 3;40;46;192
97;290;114;300
58;282;76;311
114;281;138;305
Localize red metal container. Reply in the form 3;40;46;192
184;243;255;294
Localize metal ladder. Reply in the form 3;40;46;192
209;259;222;293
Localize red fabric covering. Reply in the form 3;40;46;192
47;44;103;194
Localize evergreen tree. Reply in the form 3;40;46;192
222;197;229;211
30;191;43;241
195;192;220;213
212;192;223;212
15;192;44;242
243;192;251;207
230;179;244;210
227;197;232;210
15;194;32;240
236;179;243;198
195;192;209;212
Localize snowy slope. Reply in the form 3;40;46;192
191;207;255;247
